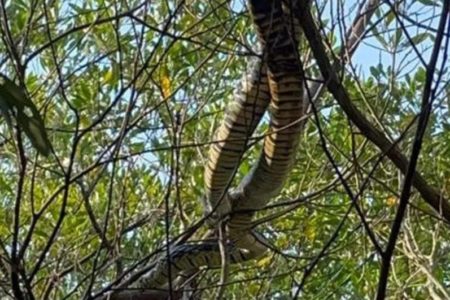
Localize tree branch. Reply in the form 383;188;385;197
296;3;450;224
376;1;450;298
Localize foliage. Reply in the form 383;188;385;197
0;0;449;299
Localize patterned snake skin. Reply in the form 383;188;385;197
136;0;307;290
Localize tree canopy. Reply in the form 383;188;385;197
0;0;449;299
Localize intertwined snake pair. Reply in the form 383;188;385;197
136;0;308;289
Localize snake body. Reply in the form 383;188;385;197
136;0;307;290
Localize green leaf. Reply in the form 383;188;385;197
411;33;428;45
415;67;427;83
417;0;438;6
0;73;52;156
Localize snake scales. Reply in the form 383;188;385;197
135;0;307;290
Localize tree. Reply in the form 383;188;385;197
0;0;449;299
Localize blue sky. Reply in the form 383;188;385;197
228;0;441;78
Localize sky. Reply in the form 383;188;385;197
229;0;442;77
